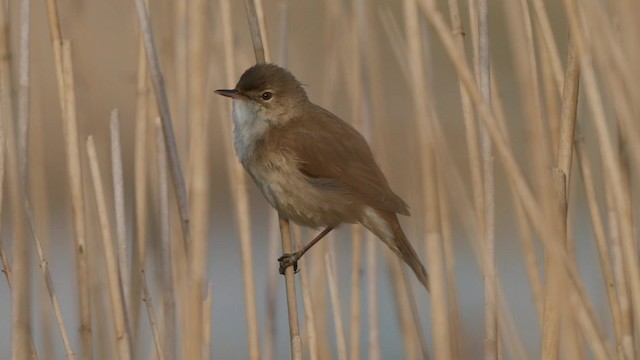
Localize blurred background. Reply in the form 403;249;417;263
1;0;638;359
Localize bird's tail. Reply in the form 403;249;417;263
362;209;430;292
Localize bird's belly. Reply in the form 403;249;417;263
245;157;353;228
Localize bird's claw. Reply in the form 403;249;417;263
278;253;300;275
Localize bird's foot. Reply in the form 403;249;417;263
278;252;301;275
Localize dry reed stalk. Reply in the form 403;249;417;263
366;238;381;360
11;0;32;357
530;0;563;92
110;110;131;324
437;171;464;359
477;0;498;358
280;218;303;359
174;0;187;138
0;241;10;287
562;0;640;350
0;0;11;288
134;0;191;251
325;252;348;360
29;97;55;356
264;212;280;360
243;0;267;64
219;1;262;358
202;284;213;360
253;0;271;62
604;181;632;357
141;269;165;360
60;40;93;358
292;226;320;360
42;0;93;350
131;26;150;350
535;29;561;149
184;0;210;357
554;38;583;360
154;118;176;360
86;136;132;359
404;0;450;358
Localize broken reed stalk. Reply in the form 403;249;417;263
86;136;132;360
141;269;165;360
219;0;262;358
133;0;191;251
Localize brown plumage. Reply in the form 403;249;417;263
216;63;430;291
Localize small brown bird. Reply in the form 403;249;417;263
216;63;429;291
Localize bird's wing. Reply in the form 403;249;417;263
276;104;410;216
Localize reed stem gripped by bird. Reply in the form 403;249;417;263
216;63;430;292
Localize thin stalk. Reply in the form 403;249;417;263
110;110;131;326
86;136;132;360
12;0;32;357
280;218;303;359
60;39;93;359
130;23;150;350
325;252;348;360
477;0;497;358
155;118;176;360
293;226;319;360
185;0;210;357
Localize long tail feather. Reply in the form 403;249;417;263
361;208;430;292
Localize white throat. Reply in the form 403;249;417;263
232;99;270;162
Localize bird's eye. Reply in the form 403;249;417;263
261;91;273;101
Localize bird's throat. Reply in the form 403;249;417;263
232;99;270;163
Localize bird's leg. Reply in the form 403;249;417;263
278;226;334;275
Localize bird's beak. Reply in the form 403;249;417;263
215;89;245;100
